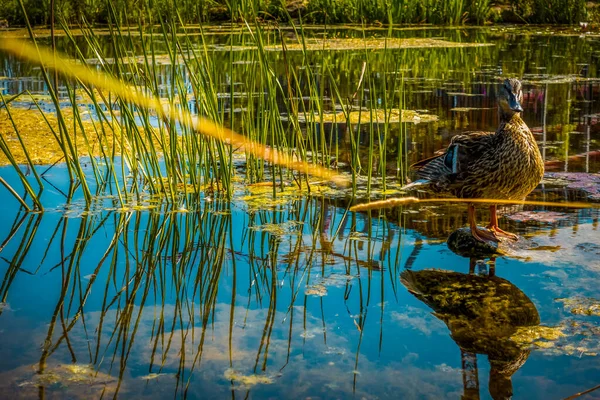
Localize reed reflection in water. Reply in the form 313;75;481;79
0;196;407;398
0;186;599;399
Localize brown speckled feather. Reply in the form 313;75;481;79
410;113;544;201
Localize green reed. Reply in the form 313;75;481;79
1;3;519;212
2;4;238;208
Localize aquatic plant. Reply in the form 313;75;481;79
7;1;519;207
0;0;593;25
1;8;363;210
509;0;588;24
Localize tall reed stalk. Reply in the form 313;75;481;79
1;6;351;211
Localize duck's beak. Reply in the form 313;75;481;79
509;95;523;112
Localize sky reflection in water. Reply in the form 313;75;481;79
0;191;599;399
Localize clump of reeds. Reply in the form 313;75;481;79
0;5;359;210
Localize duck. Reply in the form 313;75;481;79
404;78;544;242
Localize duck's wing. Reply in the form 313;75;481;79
449;131;496;173
406;131;495;192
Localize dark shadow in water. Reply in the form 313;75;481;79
401;257;540;400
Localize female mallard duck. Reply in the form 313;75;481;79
405;78;544;242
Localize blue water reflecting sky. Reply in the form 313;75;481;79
1;177;599;399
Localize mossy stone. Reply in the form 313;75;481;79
447;227;500;257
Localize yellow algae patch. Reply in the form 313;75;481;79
266;37;492;51
140;373;171;380
153;177;218;195
33;363;106;385
6;362;120;398
61;364;98;382
451;107;493;112
0;106;119;165
0;28;115;39
556;297;600;317
0;25;256;40
511;325;566;347
224;368;273;387
307;109;437;124
250;220;304;236
238;179;342;211
305;283;328;296
0;104;183;166
239;183;303;211
446;92;485;97
511;321;600;357
84;53;183;66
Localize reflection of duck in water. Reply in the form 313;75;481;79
400;261;540;400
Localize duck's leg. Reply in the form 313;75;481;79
486;205;518;241
468;204;498;243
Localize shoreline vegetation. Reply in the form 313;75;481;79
0;0;596;27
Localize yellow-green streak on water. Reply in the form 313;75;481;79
0;38;348;187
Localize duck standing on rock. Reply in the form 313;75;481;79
404;79;544;242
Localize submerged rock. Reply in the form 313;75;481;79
446;227;500;257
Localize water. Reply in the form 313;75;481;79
1;26;600;399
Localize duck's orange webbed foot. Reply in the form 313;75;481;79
468;204;500;243
486;224;519;241
486;204;519;241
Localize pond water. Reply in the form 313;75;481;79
1;25;600;399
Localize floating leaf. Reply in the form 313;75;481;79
223;368;273;387
305;284;327;297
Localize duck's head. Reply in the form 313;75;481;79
497;78;524;116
